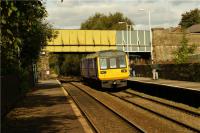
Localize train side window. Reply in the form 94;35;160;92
110;58;117;68
89;59;92;68
119;56;126;68
100;58;107;69
94;58;97;68
92;59;95;68
81;60;85;68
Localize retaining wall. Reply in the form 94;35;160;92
152;29;200;63
135;63;200;82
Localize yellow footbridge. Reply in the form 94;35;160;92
45;29;151;53
46;30;116;52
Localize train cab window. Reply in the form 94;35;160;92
119;56;126;68
100;58;107;69
110;58;117;68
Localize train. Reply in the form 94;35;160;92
80;50;129;88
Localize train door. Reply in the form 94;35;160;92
94;58;98;79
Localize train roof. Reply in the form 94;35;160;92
84;50;126;59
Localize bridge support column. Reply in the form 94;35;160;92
37;51;50;80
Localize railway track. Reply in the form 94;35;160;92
109;89;200;132
61;81;199;133
124;89;200;116
62;83;143;133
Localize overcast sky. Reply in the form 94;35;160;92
45;0;200;29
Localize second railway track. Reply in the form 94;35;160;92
124;89;200;116
109;89;200;132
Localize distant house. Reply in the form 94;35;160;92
167;24;200;33
187;24;200;33
170;25;182;32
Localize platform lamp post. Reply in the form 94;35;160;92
118;22;131;61
139;9;153;64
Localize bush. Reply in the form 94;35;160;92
19;68;30;93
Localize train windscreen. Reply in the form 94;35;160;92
99;55;126;70
100;58;107;69
110;58;117;68
119;56;126;68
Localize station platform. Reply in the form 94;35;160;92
128;77;200;92
2;80;91;133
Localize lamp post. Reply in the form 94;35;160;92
139;9;153;64
118;22;132;59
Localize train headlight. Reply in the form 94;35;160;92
100;71;107;74
121;69;127;73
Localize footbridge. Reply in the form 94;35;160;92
45;29;151;53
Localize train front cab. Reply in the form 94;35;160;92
97;54;129;88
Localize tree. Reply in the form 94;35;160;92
174;33;197;64
1;1;55;75
81;12;134;30
179;8;200;28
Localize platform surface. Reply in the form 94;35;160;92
2;80;88;133
128;77;200;91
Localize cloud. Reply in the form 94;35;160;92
169;0;199;6
45;0;200;29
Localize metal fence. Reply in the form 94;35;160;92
116;30;151;52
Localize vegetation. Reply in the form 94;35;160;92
1;1;55;87
81;12;134;30
179;8;200;28
49;54;85;76
174;32;197;64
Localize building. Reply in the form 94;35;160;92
187;24;200;33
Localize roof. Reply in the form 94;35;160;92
170;26;182;32
84;50;125;59
187;24;200;33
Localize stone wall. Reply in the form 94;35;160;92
135;63;200;82
152;29;200;63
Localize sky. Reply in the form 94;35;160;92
45;0;200;30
